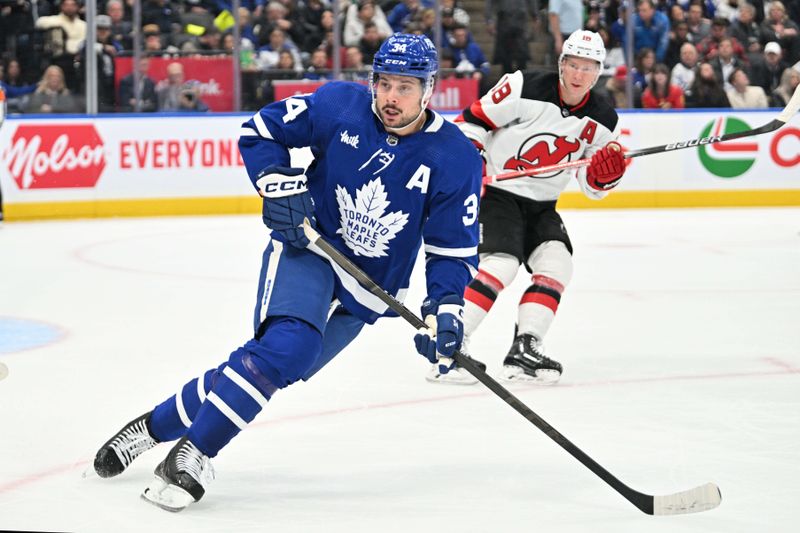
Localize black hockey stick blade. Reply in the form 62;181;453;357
301;220;722;516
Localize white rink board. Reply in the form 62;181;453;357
1;110;798;207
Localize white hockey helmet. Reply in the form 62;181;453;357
559;30;606;88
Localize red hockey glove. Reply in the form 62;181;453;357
586;141;625;191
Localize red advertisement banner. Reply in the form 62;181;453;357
115;56;234;112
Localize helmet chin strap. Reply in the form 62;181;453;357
371;76;434;135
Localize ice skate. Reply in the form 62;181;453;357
92;412;160;478
142;436;215;512
425;339;486;385
501;334;563;384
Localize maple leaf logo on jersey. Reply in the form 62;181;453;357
335;178;409;258
504;134;581;178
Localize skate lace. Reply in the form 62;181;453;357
110;420;157;467
523;336;555;364
176;441;216;487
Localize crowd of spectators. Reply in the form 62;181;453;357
1;0;799;114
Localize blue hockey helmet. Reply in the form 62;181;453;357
372;33;438;82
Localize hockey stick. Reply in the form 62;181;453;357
485;84;800;185
301;220;722;516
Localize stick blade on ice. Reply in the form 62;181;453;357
652;482;722;516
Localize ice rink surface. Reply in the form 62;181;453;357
0;207;798;533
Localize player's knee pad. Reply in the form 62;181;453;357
526;241;573;287
477;252;520;290
230;316;323;391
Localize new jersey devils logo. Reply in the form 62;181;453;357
504;134;581;178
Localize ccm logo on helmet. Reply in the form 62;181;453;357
384;59;408;65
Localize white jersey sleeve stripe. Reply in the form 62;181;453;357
239;127;258;136
424;244;478;258
207;392;248;430
252;112;273;140
222;367;270;408
176;390;192;428
196;376;207;402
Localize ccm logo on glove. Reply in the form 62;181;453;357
257;170;308;198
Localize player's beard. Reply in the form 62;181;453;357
379;103;423;131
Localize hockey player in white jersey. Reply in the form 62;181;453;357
427;29;627;385
89;34;483;511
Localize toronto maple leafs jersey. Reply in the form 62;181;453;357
457;70;620;201
239;81;482;324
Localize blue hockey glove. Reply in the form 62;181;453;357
413;294;464;374
257;165;315;248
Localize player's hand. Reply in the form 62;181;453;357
587;141;625;191
413;295;464;374
257;165;315;248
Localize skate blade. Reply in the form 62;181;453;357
141;476;194;512
81;465;99;479
501;366;561;385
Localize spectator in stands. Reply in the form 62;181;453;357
257;27;303;72
344;0;392;47
486;0;538;74
358;22;384;64
729;3;763;56
0;59;36;113
156;62;209;111
599;26;626;76
143;24;167;53
715;0;742;22
387;0;422;34
697;17;746;62
441;0;470;42
305;48;330;80
725;67;768;107
25;65;81;113
600;64;643;108
75;15;118;112
448;24;489;81
142;0;182;37
106;0;133;50
584;3;603;33
633;47;656;90
668;4;686;27
302;8;333;52
642;62;685;108
342;46;371;81
34;0;86;55
255;1;302;48
710;37;746;90
671;41;699;92
748;41;788;93
626;0;671;63
759;1;799;64
438;48;457;79
770;66;800;106
685;61;731;107
686;1;711;43
119;57;158;112
665;21;691;69
549;0;585;56
198;25;223;52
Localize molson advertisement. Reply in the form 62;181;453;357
0;109;798;219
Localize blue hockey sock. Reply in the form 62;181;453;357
187;317;322;457
149;368;217;442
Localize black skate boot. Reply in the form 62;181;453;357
501;334;563;384
93;412;160;478
141;436;215;512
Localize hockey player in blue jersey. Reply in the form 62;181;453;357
90;33;483;511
